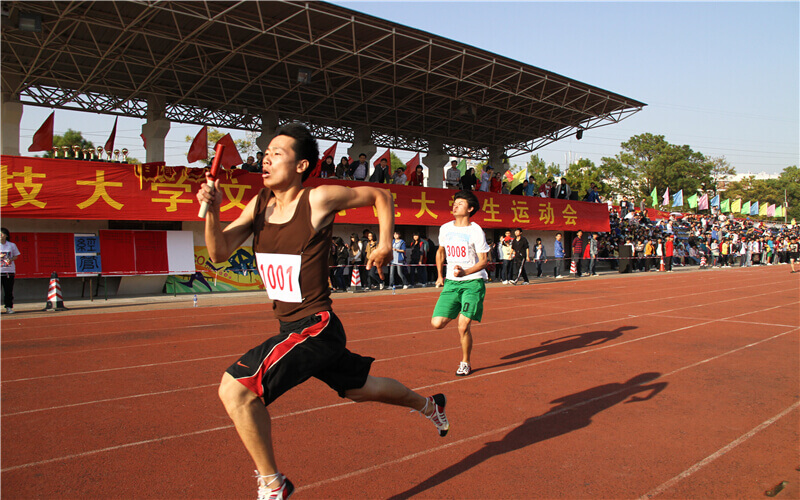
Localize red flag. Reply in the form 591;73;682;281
140;133;147;150
404;153;420;177
310;142;338;178
187;126;207;163
28;112;54;152
104;117;118;153
214;133;243;169
373;149;391;167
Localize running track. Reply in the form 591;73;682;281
2;266;798;498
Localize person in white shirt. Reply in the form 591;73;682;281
431;191;489;377
1;228;21;314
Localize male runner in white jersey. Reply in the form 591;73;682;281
197;123;448;500
431;190;489;376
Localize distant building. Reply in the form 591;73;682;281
717;171;781;192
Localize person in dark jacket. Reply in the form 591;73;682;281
369;157;390;183
460;168;477;191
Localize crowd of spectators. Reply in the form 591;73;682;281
325;209;798;292
237;151;616;203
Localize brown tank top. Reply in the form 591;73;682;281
252;188;332;322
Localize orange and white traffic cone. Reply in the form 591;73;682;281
569;260;577;274
349;267;364;293
659;258;665;272
43;272;68;311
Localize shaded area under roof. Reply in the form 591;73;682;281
1;0;645;159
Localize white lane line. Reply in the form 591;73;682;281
1;383;219;417
295;328;799;494
2;321;795;473
0;425;234;473
2;285;789;383
647;314;797;328
638;400;800;499
1;271;770;345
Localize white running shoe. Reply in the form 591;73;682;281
417;393;449;437
379;283;385;290
455;362;472;376
5;308;13;314
403;285;409;289
256;471;294;500
502;280;508;284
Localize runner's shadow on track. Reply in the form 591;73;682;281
387;372;667;500
471;325;636;374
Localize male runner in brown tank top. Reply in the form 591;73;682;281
197;123;448;500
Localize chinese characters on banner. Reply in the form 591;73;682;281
1;156;610;232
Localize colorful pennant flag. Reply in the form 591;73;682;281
749;201;758;216
759;202;768;216
775;205;783;218
740;201;750;215
698;193;709;210
720;198;730;213
456;159;467;175
104;116;118;153
404;152;421;176
710;194;719;208
140;133;147;150
662;187;670;207
28;111;55;152
187;126;208;163
767;204;775;217
214;133;243;169
731;199;741;213
672;189;683;207
686;193;698;209
373;149;391;167
510;168;527;189
309;142;338;178
650;187;658;208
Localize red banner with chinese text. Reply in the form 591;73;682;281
1;156;609;232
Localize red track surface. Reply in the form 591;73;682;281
2;266;798;499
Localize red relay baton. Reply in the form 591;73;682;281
198;143;225;218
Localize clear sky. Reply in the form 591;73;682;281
15;1;800;175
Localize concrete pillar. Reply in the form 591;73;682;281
1;99;23;156
141;95;170;163
2;77;23;156
256;111;279;151
347;126;376;173
489;146;505;175
423;138;449;189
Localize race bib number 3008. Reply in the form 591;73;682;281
255;253;302;303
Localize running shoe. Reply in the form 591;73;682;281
421;393;449;437
256;472;294;500
456;361;472;376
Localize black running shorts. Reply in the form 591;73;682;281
226;310;373;405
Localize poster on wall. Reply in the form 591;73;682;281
165;246;266;294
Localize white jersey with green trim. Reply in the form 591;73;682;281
438;221;490;281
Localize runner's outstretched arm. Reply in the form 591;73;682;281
311;185;394;270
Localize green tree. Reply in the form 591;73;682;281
389;152;405;174
185;127;254;165
709;156;736;193
600;133;712;206
723;166;800;220
564;158;617;200
42;129;94;158
525;154;561;187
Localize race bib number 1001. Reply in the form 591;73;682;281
255;253;302;303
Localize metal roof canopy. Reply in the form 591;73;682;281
1;1;645;160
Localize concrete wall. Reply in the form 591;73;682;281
2;217;586;302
